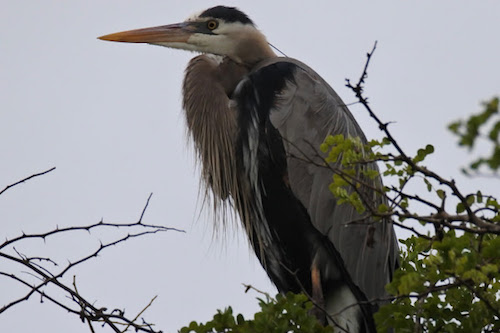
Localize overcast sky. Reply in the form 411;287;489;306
1;1;499;332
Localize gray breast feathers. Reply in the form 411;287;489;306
182;55;248;203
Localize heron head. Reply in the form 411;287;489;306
99;6;276;65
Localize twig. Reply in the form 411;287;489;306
242;283;273;302
1;194;174;333
0;167;56;196
123;295;158;332
344;42;500;234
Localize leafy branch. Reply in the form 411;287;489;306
179;292;333;333
449;97;500;176
318;43;500;331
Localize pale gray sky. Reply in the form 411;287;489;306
1;1;499;332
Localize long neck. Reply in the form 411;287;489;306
232;30;277;67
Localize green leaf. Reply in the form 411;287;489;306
378;203;389;213
424;178;432;192
476;190;483;203
413;144;435;163
364;168;379;179
448;121;462;134
488;120;500;141
236;314;245;325
324;135;336;146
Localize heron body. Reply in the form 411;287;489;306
100;6;399;332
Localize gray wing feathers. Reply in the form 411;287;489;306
259;58;398;303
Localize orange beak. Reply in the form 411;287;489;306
98;23;193;44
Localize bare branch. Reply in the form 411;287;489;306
122;295;158;332
1;194;176;333
0;167;56;196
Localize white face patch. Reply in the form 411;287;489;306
186;33;235;57
150;12;269;65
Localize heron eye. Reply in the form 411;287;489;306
206;20;218;30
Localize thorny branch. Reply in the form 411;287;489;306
340;42;500;328
0;167;56;196
344;42;499;234
242;283;272;301
1;170;184;332
285;42;500;237
289;143;489;239
284;42;500;327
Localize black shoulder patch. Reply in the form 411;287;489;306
200;6;254;25
234;61;297;173
242;62;297;120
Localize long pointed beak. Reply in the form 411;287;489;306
98;23;193;44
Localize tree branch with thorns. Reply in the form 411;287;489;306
1;169;184;333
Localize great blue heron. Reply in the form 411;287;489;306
99;6;399;332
